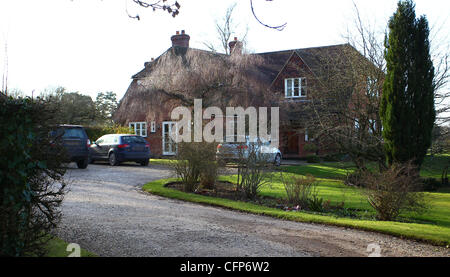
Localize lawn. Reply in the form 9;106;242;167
45;236;97;257
143;155;450;246
150;158;177;166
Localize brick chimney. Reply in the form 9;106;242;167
171;30;190;48
228;37;242;54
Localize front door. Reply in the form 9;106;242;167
162;122;177;155
286;132;299;154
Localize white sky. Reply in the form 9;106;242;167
0;0;449;100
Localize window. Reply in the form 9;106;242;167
305;130;309;142
61;127;86;138
129;122;147;137
368;119;376;134
150;121;156;133
285;77;307;98
122;136;147;144
367;76;379;97
354;119;360;130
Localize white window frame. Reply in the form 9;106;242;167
368;119;376;134
129;122;147;137
285;77;307;98
162;121;177;155
150;121;156;133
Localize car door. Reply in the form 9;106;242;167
260;138;276;162
98;135;112;158
90;136;107;160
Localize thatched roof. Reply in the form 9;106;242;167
113;43;359;125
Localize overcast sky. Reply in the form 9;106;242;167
0;0;449;100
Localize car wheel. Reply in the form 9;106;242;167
274;154;281;167
140;159;149;166
77;158;89;169
109;153;119;166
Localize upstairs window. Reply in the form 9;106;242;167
129;122;147;137
285;78;307;98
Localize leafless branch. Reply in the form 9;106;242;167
127;0;181;19
250;0;286;31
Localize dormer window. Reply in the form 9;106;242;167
285;78;307;98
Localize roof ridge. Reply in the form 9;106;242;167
253;43;350;56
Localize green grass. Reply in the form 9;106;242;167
420;154;450;179
142;154;450;246
283;154;449;180
150;159;174;166
45;236;97;257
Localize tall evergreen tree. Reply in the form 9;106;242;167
380;0;435;168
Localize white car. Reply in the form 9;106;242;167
216;136;282;166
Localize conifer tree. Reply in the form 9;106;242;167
380;0;435;168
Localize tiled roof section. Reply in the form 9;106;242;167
252;44;353;83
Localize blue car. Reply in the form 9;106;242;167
50;125;90;169
89;134;151;166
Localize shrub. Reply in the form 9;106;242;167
303;143;318;153
281;174;318;209
0;94;67;256
305;155;321;163
344;170;366;187
308;193;324;212
199;159;218;190
236;143;273;200
171;142;218;192
322;153;344;162
85;124;132;141
360;162;427;221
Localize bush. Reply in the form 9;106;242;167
199;159;218;190
360;162;427;221
0;93;67;256
236;143;273;200
308;193;324;212
344;170;366;187
303;143;318;153
322;153;344;162
171;142;218;192
305;155;321;163
85;124;132;141
281;174;318;209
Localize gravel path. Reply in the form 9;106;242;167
54;162;450;257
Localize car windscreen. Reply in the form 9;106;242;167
121;136;147;144
62;128;86;138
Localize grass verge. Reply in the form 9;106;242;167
45;236;97;257
143;178;450;247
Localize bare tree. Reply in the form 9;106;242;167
294;2;449;171
345;1;449;126
279;3;386;171
430;20;450;126
203;4;249;55
305;44;386;171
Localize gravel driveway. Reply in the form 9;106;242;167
54;162;449;257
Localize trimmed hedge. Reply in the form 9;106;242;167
0;93;66;256
85;125;133;141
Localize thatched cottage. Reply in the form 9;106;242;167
114;30;363;158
